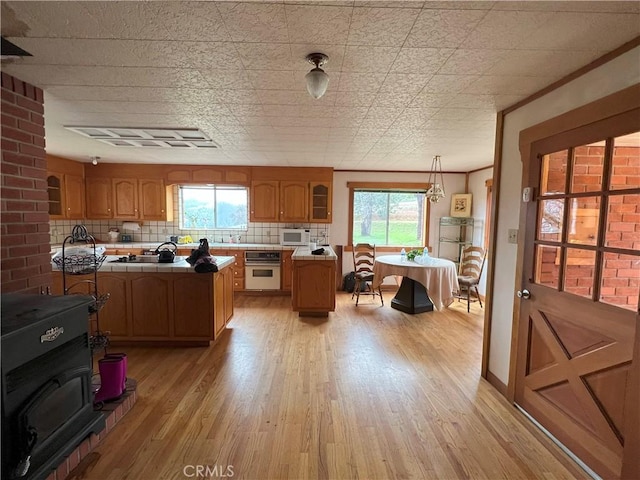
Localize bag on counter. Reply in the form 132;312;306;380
187;238;218;273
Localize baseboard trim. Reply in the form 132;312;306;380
487;370;508;397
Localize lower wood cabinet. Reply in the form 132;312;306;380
51;267;234;344
281;250;293;291
292;260;336;316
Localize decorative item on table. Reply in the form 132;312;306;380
52;246;107;275
406;248;425;261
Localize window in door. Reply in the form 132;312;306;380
533;132;640;312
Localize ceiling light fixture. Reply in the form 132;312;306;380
305;53;329;99
426;155;445;203
91;156;100;166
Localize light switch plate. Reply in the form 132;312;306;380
508;229;518;244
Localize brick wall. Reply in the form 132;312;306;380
1;72;51;294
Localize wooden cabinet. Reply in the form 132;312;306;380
249;170;333;223
174;275;213;338
85;177;113;219
292;260;336;316
310;181;332;223
52;267;234;344
86;177;172;220
280;181;308;222
99;274;130;337
113;178;138;219
130;275;171;337
47;173;85;219
250;180;279;222
210;249;245;291
281;250;293;291
166;166;250;186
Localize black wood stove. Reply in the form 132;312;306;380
1;294;105;480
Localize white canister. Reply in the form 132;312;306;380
308;242;317;250
108;231;119;243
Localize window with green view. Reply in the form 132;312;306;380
352;190;427;246
180;185;248;230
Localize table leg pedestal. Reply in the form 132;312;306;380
390;277;434;314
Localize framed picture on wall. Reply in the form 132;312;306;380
450;193;472;217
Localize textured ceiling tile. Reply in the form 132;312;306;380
347;7;419;46
182;42;245;70
217;89;262;105
334;106;370;119
235;43;293;70
198;69;254;90
353;1;424;8
380;73;432;94
225;104;266;116
285;4;353;44
256;90;300;105
334;91;376;107
245;70;299;90
461;10;557;50
422;74;480;93
445;93;523;109
337;72;387;92
233;115;272;126
483;49;601;77
519;12;640;51
217;2;288;42
359;117;396;130
392;107;439;127
8;38;194;68
372;91;417;108
409;92;456;108
463;75;556;95
422;1;495;10
405;9;488;48
390;48;454;74
342;45;401;72
496;1;640;13
437;49;507;75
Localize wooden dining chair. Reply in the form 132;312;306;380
456;246;486;312
352;243;383;306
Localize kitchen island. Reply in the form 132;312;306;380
291;246;337;317
51;255;235;346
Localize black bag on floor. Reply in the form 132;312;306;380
343;271;356;293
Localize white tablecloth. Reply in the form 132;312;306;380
373;255;460;310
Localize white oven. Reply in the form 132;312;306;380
244;251;281;290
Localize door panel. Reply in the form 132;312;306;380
516;125;640;479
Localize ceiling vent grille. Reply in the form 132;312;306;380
64;126;219;149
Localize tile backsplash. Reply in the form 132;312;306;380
50;219;330;246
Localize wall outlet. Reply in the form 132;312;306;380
508;229;518;244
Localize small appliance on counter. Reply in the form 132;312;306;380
155;242;178;263
280;228;310;246
120;234;133;242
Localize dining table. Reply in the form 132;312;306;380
372;255;459;314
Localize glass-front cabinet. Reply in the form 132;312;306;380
309;181;332;223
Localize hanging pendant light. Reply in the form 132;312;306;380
305;53;329;99
426;155;445;203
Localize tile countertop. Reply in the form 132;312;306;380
51;242;296;252
51;255;234;274
292;245;337;260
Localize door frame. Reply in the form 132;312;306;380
509;83;640;478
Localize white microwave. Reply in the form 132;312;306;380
280;228;310;246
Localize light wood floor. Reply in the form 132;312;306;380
74;293;586;480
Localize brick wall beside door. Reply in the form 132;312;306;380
1;72;51;294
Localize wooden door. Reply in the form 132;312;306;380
64;174;85;219
309;181;332;223
113;178;138;219
139;179;167;220
250;180;279;222
515;123;640;479
280;181;308;222
85;177;113;219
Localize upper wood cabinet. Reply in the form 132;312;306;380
85;177;113;219
250;180;279;222
280;181;308;223
86;177;172;220
166;166;250;186
309;181;332;224
47;172;85;220
249;178;332;224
